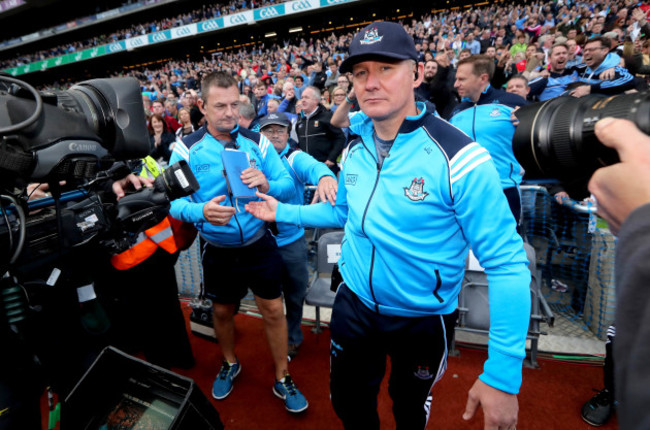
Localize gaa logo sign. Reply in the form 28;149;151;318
292;0;311;11
174;26;192;37
201;20;221;31
108;43;124;53
259;7;279;18
152;32;168;43
131;38;145;47
229;14;247;25
324;0;346;4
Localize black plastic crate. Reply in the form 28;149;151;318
64;346;223;430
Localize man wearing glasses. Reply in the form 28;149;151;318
570;36;635;97
259;112;337;361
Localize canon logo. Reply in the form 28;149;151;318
229;14;247;24
152;33;168;42
69;142;99;152
259;7;279;18
109;43;124;53
292;0;311;11
201;20;220;31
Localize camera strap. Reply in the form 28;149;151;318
0;147;34;177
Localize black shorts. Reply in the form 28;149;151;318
201;231;283;304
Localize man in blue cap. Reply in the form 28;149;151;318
259;112;337;360
246;21;530;430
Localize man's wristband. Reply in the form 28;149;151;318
345;96;356;104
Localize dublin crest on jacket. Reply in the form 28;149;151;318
404;177;429;201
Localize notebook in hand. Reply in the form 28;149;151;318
221;149;257;199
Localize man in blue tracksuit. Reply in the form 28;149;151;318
258;112;337;360
450;55;528;225
568;36;635;98
246;22;531;429
528;42;625;101
169;72;308;413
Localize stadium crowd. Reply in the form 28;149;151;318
0;0;288;70
5;0;650;427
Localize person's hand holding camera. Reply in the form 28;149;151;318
112;174;153;201
589;118;650;234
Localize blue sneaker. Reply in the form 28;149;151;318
212;361;241;400
273;374;309;413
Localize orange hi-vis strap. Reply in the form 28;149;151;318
110;217;178;270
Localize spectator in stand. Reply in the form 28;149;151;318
324;59;340;92
294;86;346;174
320;88;332;110
466;33;482;54
165;99;180;121
506;74;531;100
152;100;181;133
175;107;195;139
330;87;347;113
415;59;438;102
142;95;153;119
336;74;350;93
267;98;281;114
238;102;257;130
278;82;298;114
310;62;328;90
566;38;582;69
510;32;528;57
181;90;203;129
571;37;635;97
253;81;279;118
148;114;175;163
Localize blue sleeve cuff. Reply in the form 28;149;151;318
276;202;302;227
480;349;524;394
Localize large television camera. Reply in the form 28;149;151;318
0;75;199;272
512;92;650;182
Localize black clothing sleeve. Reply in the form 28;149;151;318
614;203;650;430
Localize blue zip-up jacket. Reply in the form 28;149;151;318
275;143;335;248
169;124;294;247
275;103;531;394
575;57;635;95
449;85;527;190
529;53;622;100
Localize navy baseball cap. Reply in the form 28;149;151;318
339;21;418;73
259;112;290;129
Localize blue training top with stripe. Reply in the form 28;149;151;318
449;85;527;190
168;124;294;247
275;102;531;395
275;144;335;248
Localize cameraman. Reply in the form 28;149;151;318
589;117;650;430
